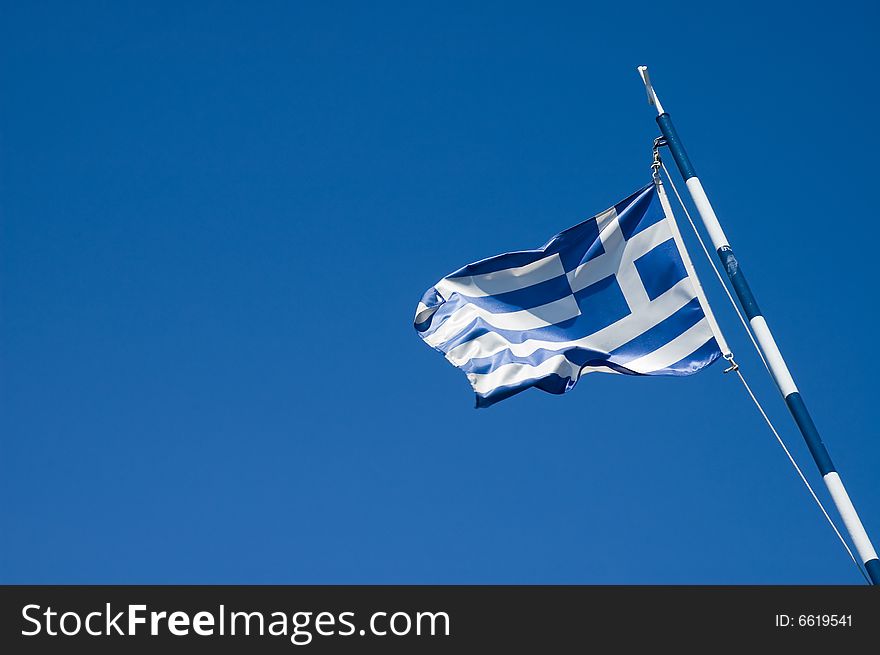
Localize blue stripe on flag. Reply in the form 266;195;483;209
476;372;575;408
609;297;705;362
456;274;573;314
664;337;721;375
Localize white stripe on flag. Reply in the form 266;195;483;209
620;317;713;373
435;252;566;300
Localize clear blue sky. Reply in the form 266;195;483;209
2;1;877;584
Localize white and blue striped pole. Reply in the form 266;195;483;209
637;66;880;584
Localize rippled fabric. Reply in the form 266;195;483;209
414;183;721;407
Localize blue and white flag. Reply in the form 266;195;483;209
414;183;721;407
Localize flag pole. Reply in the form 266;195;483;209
636;66;880;584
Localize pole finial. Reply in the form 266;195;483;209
636;65;665;115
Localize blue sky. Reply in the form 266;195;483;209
1;1;878;583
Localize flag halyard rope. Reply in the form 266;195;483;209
657;158;870;584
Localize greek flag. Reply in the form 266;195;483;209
414;183;721;407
